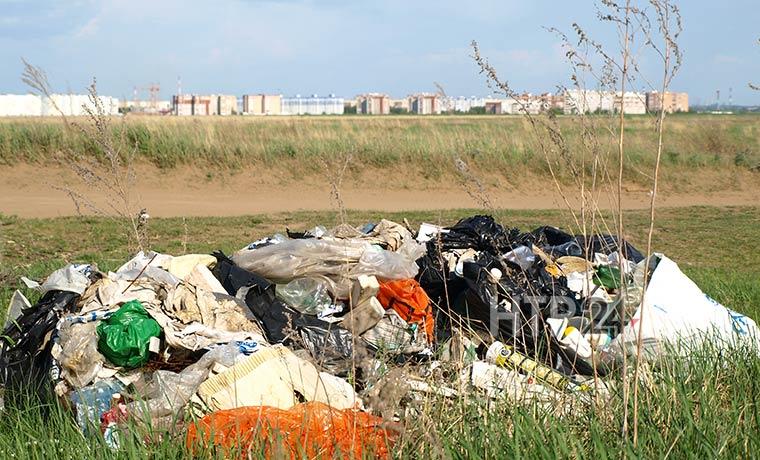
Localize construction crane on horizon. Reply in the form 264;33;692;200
434;81;453;113
133;83;161;111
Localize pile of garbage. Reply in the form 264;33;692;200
1;215;758;456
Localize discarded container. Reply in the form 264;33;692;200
485;341;575;392
351;275;380;306
69;379;124;435
561;326;593;360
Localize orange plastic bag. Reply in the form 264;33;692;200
377;279;434;343
186;402;396;459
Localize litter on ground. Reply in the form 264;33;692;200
2;215;759;457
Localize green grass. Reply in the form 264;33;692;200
0;114;759;189
1;206;759;458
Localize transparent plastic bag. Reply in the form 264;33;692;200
232;238;367;282
56;321;104;389
350;245;420;280
275;278;333;315
127;343;246;420
233;238;421;299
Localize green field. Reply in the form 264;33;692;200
1;206;759;458
1;114;759;190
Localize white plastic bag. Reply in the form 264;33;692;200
607;254;760;359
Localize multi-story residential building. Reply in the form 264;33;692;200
646;91;689;113
564;90;613;114
173;95;194;116
439;96;488;113
173;95;213;115
243;94;282;115
120;99;171;114
614;91;646;114
356;93;390;115
216;95;238;116
0;94;42;116
389;98;410;113
172;95;236;115
281;94;344;115
564;89;646;114
0;94;119;117
408;94;439;115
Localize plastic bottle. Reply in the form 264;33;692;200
561;326;593;359
485;341;576;392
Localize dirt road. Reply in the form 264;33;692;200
2;164;758;218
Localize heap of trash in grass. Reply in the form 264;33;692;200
1;215;758;457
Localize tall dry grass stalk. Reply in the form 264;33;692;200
472;0;683;447
632;0;682;445
21;60;147;251
751;38;759;91
316;145;354;225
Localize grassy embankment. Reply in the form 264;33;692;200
0;206;758;458
0;114;758;190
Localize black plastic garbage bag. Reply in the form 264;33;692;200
525;226;645;263
454;258;580;353
575;234;645;263
435;215;521;253
0;290;80;406
212;251;366;376
526;226;575;247
212;251;299;343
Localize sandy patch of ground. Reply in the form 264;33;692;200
1;164;758;218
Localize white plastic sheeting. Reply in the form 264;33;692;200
607;254;760;358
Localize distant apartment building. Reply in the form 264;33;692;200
389;98;409;113
344;99;357;113
216;95;238;116
173;95;194;116
172;94;236;116
564;90;614;114
564;90;645;114
243;94;282;115
281;94;344;115
0;94;119;117
538;92;565;112
0;94;42;116
408;94;440;115
614;91;646;114
46;94;120;116
120;99;171;114
173;95;212;115
512;94;546;115
172;94;213;116
646;91;689;113
484;98;507;114
356;93;390;115
444;96;486;113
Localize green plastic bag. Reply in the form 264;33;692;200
594;265;622;290
97;300;161;368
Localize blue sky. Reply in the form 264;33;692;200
1;0;758;104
